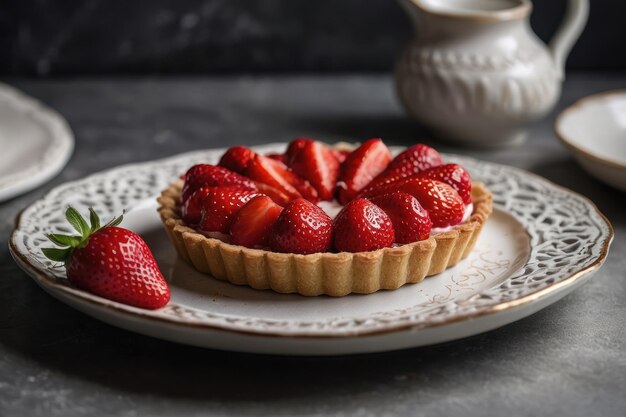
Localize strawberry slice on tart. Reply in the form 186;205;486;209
230;195;283;248
289;140;340;201
157;138;492;297
336;138;392;205
218;146;256;174
252;181;292;206
181;186;213;225
285;137;313;165
246;154;319;202
361;143;443;193
182;164;257;202
418;163;472;204
361;177;465;228
198;187;260;233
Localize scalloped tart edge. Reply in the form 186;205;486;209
157;180;492;296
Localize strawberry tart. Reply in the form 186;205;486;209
157;139;492;296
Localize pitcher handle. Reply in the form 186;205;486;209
549;0;589;79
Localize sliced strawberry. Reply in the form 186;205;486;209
336;138;392;205
181;186;213;225
275;162;319;203
285;138;313;165
198;187;260;233
253;181;292;206
266;153;287;164
333;198;395;252
230;196;283;248
269;199;333;254
369;193;432;243
361;177;464;228
246;155;318;202
332;149;350;163
367;144;443;190
387;143;443;175
290;140;340;201
246;155;302;201
183;164;257;201
418;163;472;204
218;146;256;174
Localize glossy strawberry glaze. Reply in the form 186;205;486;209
197;201;474;249
319;200;472;233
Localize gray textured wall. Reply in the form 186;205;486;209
1;0;624;76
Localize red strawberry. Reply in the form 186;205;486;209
218;146;256;174
285;138;312;165
183;164;256;201
386;143;443;175
246;155;318;202
333;198;395;252
270;198;333;254
230;196;283;248
332;149;350;163
361;177;464;228
253;181;292;206
198;187;260;233
367;144;443;190
181;186;212;225
266;153;287;164
42;207;170;310
369;193;432;243
418;163;472;204
336;138;392;205
290;140;340;201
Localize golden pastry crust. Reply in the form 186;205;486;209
157;180;492;296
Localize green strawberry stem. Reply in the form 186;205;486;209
42;207;124;265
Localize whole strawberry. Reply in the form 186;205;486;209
42;207;170;310
270;198;333;254
198;187;260;233
361;177;464;228
364;144;443;192
333;198;395;252
418;163;472;204
369;193;432;243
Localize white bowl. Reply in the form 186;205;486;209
555;90;626;191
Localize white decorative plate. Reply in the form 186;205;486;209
0;83;74;201
9;144;613;355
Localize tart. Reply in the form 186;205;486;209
157;139;493;296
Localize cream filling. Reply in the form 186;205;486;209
431;202;473;235
316;200;344;219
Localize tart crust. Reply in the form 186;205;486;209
157;180;493;296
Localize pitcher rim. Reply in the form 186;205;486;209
409;0;532;22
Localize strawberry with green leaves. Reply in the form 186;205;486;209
43;207;170;310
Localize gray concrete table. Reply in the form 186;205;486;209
1;74;625;417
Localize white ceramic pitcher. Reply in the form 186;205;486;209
395;0;589;146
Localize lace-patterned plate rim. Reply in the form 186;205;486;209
8;145;614;339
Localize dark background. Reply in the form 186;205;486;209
1;0;625;77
